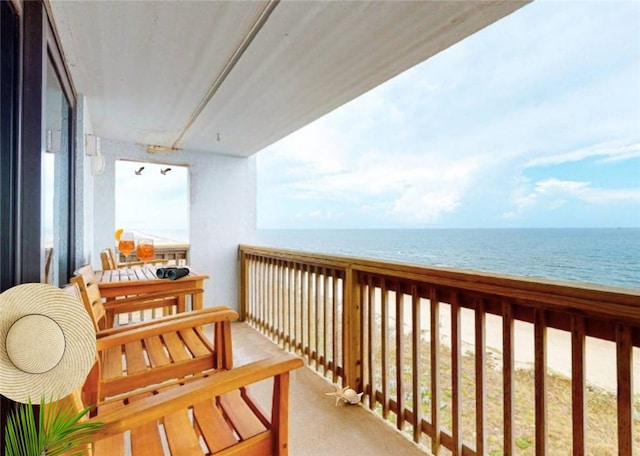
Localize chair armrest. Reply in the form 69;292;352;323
102;287;203;313
96;307;238;350
97;306;235;337
88;356;304;440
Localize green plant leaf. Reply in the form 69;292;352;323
4;397;102;456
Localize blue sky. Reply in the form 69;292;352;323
257;1;640;229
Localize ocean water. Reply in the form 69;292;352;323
255;228;640;290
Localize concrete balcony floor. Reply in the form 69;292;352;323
230;322;428;456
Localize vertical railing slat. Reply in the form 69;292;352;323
278;260;284;346
412;285;421;443
246;257;253;324
617;324;633;455
381;278;389;419
368;275;375;410
304;265;310;362
572;316;586;456
396;285;405;431
287;264;293;351
253;258;258;327
282;261;288;348
451;292;462;456
332;271;338;383
259;258;266;332
475;299;487;455
292;265;297;352
503;301;515;456
360;278;366;393
323;268;329;374
430;287;440;452
316;268;321;369
535;309;547;456
268;259;274;338
273;259;278;338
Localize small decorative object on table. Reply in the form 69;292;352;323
325;384;363;406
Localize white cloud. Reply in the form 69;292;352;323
525;141;640;168
257;1;640;228
504;178;640;219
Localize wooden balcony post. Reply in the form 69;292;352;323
503;300;515;456
534;309;548;456
571;316;586;455
343;267;362;393
616;324;633;455
430;287;440;453
238;247;248;321
475;299;487;455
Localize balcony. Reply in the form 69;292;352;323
237;245;640;455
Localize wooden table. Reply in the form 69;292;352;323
95;266;209;311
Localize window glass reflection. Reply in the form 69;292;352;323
44;59;70;285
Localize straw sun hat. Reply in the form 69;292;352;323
0;283;96;403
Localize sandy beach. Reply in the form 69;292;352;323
417;305;639;392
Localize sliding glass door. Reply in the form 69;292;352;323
44;58;73;285
21;0;76;285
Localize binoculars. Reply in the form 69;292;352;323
156;267;189;280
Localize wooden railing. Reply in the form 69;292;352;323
238;245;640;455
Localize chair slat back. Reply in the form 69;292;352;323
101;248;119;270
100;250;112;270
71;265;107;331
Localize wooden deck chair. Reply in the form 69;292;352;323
73;263;194;327
101;247;168;270
55;353;303;456
64;283;236;400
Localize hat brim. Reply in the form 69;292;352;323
0;283;96;403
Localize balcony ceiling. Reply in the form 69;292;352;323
49;0;527;157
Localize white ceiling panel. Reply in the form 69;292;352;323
49;0;528;157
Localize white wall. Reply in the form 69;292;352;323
88;138;257;311
74;95;97;269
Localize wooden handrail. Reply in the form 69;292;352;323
238;244;640;455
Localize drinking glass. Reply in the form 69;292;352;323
136;238;155;269
118;231;136;271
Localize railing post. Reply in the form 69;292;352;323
616;323;633;456
343;266;362;392
237;247;247;321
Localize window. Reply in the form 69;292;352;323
115;160;189;244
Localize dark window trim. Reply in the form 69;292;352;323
0;0;20;290
20;0;76;283
19;0;46;283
